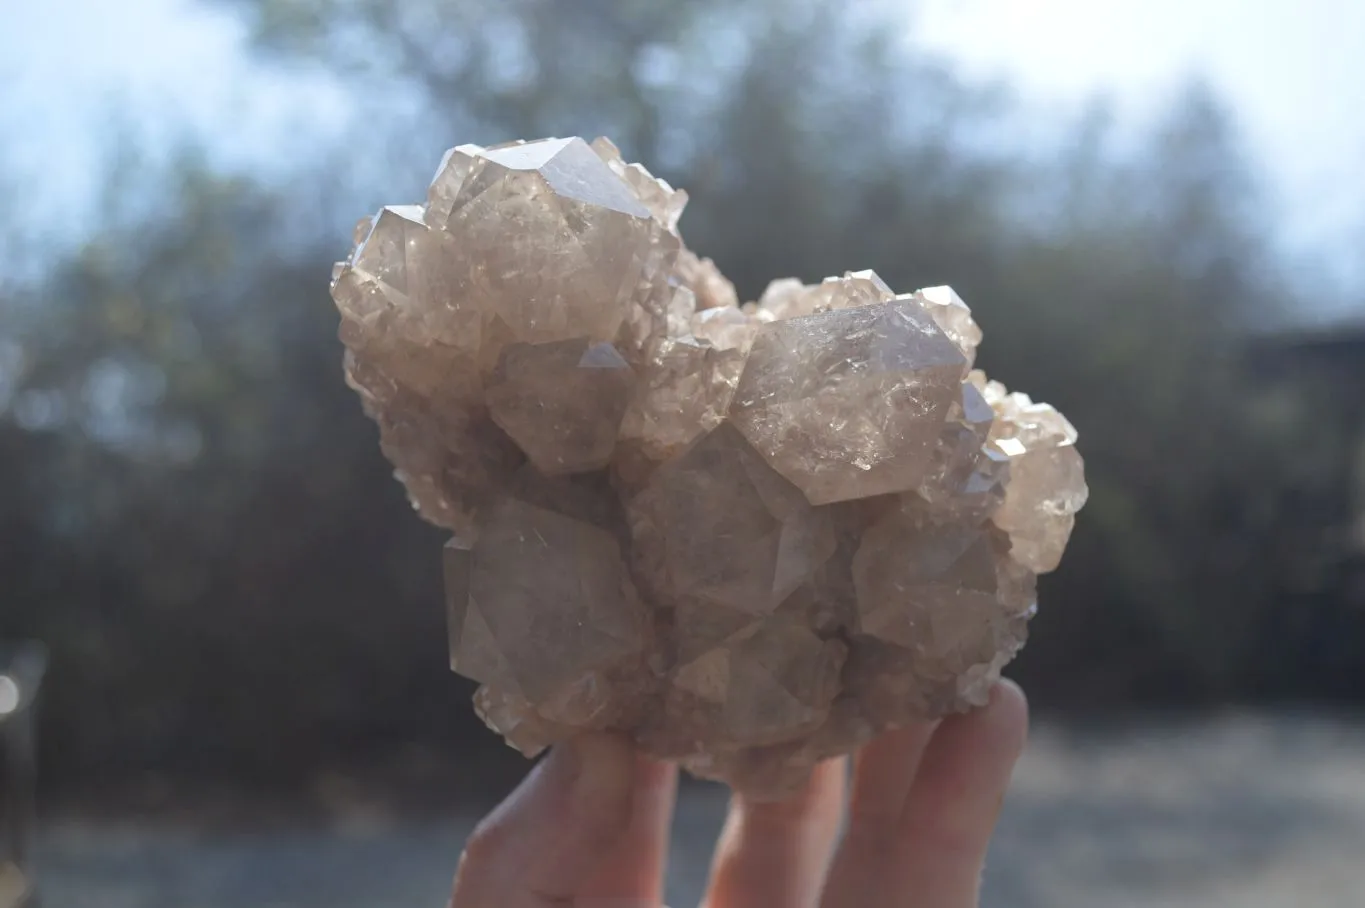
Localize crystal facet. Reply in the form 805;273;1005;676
730;298;968;505
449;497;647;703
627;423;836;616
333;136;1087;799
616;337;745;473
911;285;982;365
485;339;635;475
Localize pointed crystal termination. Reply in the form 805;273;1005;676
918;381;1011;524
334;205;494;532
426;143;486;227
910;285;982;366
335;205;482;392
337;136;1086;799
730;296;969;505
590;135;690;231
437;137;666;355
754;270;896;321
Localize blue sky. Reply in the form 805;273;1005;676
3;0;1361;317
918;0;1365;287
1;0;348;231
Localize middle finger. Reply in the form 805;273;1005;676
700;757;847;908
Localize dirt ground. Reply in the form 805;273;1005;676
33;712;1365;908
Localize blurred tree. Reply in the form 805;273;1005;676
982;88;1332;705
215;0;1022;289
0;151;464;787
218;0;733;152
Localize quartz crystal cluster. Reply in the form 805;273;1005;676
331;136;1087;798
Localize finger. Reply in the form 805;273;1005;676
819;720;938;906
701;756;847;908
575;754;679;908
450;732;638;908
890;679;1029;908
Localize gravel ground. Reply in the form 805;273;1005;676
33;713;1365;908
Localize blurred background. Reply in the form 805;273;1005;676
1;0;1363;905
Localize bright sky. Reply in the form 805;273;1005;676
2;0;1361;310
916;0;1365;295
0;0;347;234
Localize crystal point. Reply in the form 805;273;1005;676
911;285;982;365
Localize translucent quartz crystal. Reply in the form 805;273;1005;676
616;337;745;469
911;285;982;366
755;270;895;320
445;498;648;724
675;248;741;311
485;339;635;475
590;136;689;232
627;423;836;617
332;136;1088;799
730;299;968;505
689;306;761;352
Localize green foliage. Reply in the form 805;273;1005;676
2;0;1360;789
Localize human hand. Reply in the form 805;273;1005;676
448;679;1028;908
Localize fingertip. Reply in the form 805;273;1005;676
820;682;1029;908
702;757;847;908
985;677;1029;756
872;678;1028;904
994;676;1027;715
